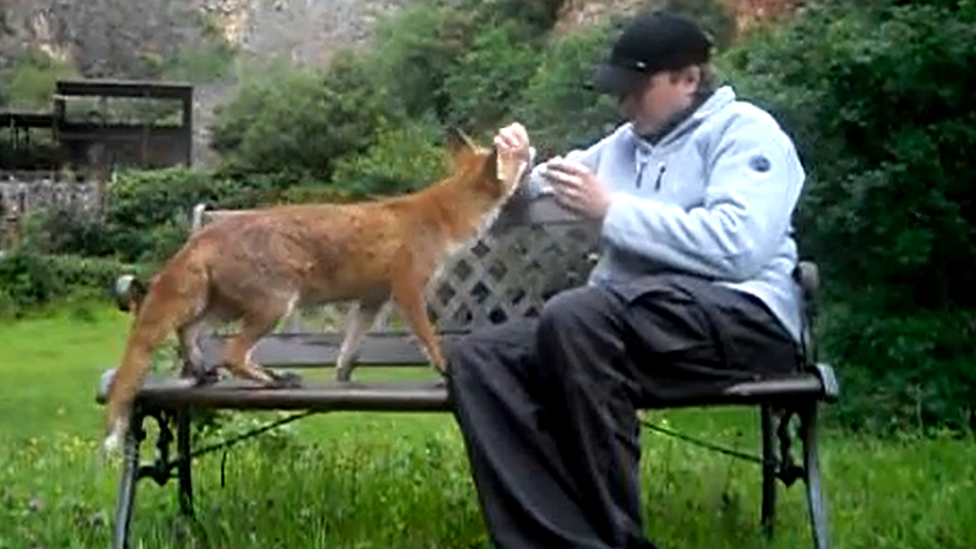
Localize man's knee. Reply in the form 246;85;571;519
446;318;537;384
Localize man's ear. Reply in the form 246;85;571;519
671;65;701;89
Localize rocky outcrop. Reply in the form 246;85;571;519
199;0;412;67
553;0;808;35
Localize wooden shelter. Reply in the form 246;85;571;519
52;79;193;175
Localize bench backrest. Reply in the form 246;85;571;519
192;192;602;338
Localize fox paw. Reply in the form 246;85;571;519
267;370;302;388
192;369;221;387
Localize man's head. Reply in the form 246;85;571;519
590;11;714;134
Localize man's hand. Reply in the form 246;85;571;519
543;158;612;221
493;122;532;165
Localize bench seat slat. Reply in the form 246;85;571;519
97;369;833;413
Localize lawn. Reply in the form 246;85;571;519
0;304;973;548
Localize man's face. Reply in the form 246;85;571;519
617;67;699;134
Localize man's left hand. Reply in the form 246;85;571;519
543;159;612;221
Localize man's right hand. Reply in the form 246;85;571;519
493;122;532;165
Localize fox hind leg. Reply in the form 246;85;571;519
220;295;300;387
178;314;213;383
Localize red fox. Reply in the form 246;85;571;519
102;129;526;453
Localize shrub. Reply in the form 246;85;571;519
18;205;114;258
365;0;460;121
0;252;140;318
512;21;621;157
441;23;542;135
720;0;976;432
102;167;281;264
208;51;397;180
1;47;78;110
328;117;452;199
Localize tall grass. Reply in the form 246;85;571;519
0;304;974;548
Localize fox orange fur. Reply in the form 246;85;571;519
102;130;525;453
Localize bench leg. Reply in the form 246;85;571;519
112;412;145;549
800;403;830;549
176;408;194;517
760;404;778;539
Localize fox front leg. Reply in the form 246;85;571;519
390;270;446;376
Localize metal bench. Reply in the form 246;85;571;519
96;193;839;549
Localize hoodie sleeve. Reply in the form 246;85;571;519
600;113;805;282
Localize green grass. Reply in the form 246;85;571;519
0;303;974;548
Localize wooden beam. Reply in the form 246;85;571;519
55;79;193;100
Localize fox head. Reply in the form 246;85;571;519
445;127;525;203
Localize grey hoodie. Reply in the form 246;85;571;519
525;85;806;343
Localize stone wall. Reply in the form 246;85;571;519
0;173;102;250
0;173;100;218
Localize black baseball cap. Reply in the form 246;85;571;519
590;11;713;97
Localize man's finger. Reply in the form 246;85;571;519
554;192;583;215
508;123;528;143
545;159;588;176
546;171;585;189
494;134;522;153
554;183;583;204
501;128;524;148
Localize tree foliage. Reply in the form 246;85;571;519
721;0;976;432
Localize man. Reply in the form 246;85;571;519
445;10;807;549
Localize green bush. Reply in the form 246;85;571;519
459;0;567;40
15;168;322;269
208;52;397;180
328;117;452;199
103;167;282;264
0;252;140;318
365;0;460;120
19;205;114;258
721;0;976;432
441;24;542;135
511;21;621;156
205;0;565;183
819;304;976;433
1;47;77;110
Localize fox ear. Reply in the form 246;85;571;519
446;126;478;155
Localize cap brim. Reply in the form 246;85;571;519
588;64;647;96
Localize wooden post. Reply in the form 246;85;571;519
182;88;193;167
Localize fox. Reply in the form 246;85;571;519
102;128;527;454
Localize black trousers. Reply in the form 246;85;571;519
445;274;802;549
